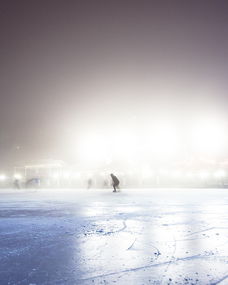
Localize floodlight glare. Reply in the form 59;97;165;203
72;172;81;179
52;173;59;179
14;174;22;180
141;168;153;179
145;122;180;157
159;169;168;175
111;131;138;159
214;169;226;179
199;171;210;180
171;170;182;178
0;174;6;181
78;134;109;164
192;119;227;154
186;172;194;178
63;172;70;179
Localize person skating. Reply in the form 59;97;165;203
13;179;20;189
87;178;92;189
110;173;120;192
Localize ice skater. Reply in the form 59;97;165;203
87;178;92;189
13;179;20;189
110;173;120;192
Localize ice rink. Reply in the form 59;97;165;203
1;188;228;285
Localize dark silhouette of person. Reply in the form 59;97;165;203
87;178;92;189
14;179;20;189
110;173;120;192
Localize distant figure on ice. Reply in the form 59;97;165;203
110;173;120;192
87;178;93;189
13;179;20;189
26;178;40;188
103;179;108;188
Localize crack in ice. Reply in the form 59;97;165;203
78;253;215;282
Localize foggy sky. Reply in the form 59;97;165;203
1;1;228;167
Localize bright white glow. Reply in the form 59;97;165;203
78;134;110;164
214;169;226;179
100;171;108;177
63;172;70;179
110;130;139;161
159;169;168;175
199;171;210;180
142;122;180;158
77;122;181;166
171;170;182;178
141;168;153;179
186;172;194;178
14;174;22;180
52;173;59;179
0;174;6;181
76;117;228;170
192;119;227;154
72;172;81;179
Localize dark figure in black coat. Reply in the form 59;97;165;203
110;173;120;192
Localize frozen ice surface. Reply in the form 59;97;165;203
0;188;228;285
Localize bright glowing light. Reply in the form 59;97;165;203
72;172;81;179
141;168;153;179
186;172;194;178
143;122;180;157
76;117;227;170
110;130;139;160
171;170;182;178
214;169;226;179
77;122;181;166
159;169;168;175
100;171;108;177
52;173;59;179
78;134;110;164
199;171;210;180
0;174;6;181
63;172;70;179
14;174;22;180
192;119;227;154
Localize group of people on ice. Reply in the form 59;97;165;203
15;173;120;192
